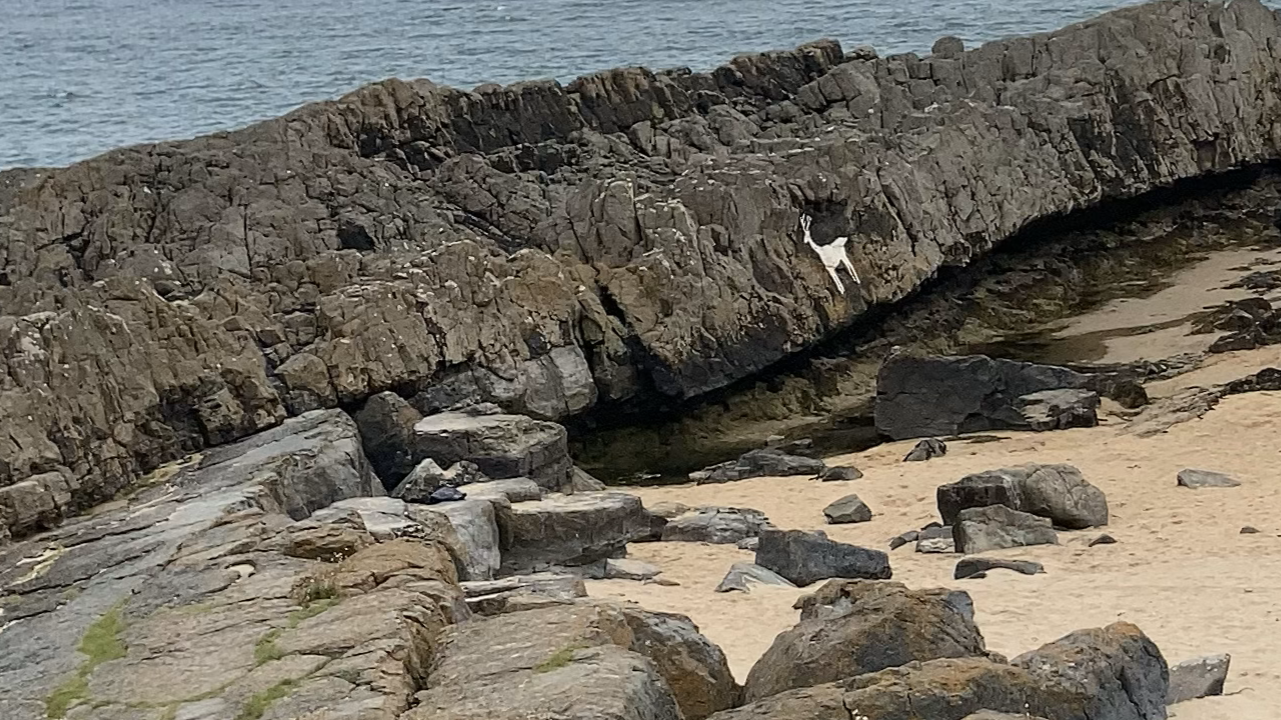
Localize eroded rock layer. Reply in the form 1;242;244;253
4;0;1281;536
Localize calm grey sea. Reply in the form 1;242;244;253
0;0;1213;169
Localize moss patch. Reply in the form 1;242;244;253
253;629;284;666
235;678;298;720
533;645;583;674
45;603;128;718
287;597;339;628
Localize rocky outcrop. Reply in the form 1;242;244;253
407;602;737;720
0;414;460;720
743;580;986;701
876;355;1101;440
498;492;653;574
709;623;1168;720
938;463;1109;529
1014;622;1169;719
7;0;1281;537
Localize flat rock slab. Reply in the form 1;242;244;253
953;505;1057;554
412;409;572;490
461;573;586;615
583;558;663;581
955;557;1045;580
662;506;774;544
1177;468;1242;488
823;494;873;524
755;529;891;586
692;449;826;484
916;525;955;554
1167;654;1230;704
818;466;863;482
715;562;797;593
500;492;651;574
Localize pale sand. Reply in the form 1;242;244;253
589;392;1281;719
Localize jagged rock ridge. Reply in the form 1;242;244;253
4;0;1281;537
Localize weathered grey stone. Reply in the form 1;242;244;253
461;573;587;615
412;408;573;490
432;499;501;581
954;557;1044;579
938;463;1108;529
744;580;985;701
713;621;1169;720
692;449;826;484
889;530;919;550
648;501;692;519
715;562;797;593
1014;622;1169;720
407;602;734;720
662;506;774;544
1017;388;1101;431
500;492;652;574
618;605;742;718
1177;468;1242;488
755;529;891;586
904;438;947;462
818;466;863;482
953;505;1058;554
1166;654;1230;704
567;466;608;493
582;557;663;581
823;494;873;524
391;458;488;501
916;525;955;554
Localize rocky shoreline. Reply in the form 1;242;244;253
6;0;1281;533
3;1;1281;719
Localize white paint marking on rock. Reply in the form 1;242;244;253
800;215;860;293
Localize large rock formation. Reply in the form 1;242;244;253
709;623;1168;720
6;0;1281;537
743;580;986;701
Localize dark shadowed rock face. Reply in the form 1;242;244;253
743;580;985;701
755;529;891;586
8;0;1281;538
875;355;1094;440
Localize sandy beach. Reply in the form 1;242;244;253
589;248;1281;719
